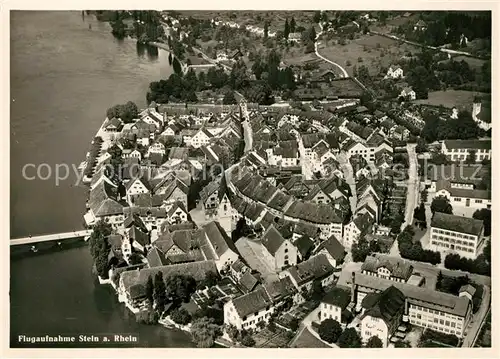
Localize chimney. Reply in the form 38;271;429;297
351;271;356;303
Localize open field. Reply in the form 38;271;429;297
413;90;488;108
441;55;489;71
318;33;421;76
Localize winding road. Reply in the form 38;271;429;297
314;22;349;78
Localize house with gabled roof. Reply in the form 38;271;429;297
223;276;296;331
343;212;375;249
104;117;124;132
125;175;152;205
384;65;404;79
198;221;240;272
313;235;346;267
230;258;250;282
279;254;336;298
319;286;352;324
187;127;214;148
260;224;298;271
399;87;416;101
361;254;414;283
126;224;150;254
360;285;406;347
86;181;126;228
166;200;189;225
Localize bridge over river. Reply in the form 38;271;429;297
10;230;93;246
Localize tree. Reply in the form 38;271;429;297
289;317;299;331
290;17;296;33
466;150;477;164
165;274;197;304
338;328;362;348
88;220;113;278
240;335;256;347
153;272;167;312
366;336;383;348
190;317;222;348
223;91;237;105
431;195;453;215
170;308;192;325
313;11;321;23
284;18;290;39
318;319;342;343
145;275;154;303
472;209;491;236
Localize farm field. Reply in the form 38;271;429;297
318;33;420;76
413;90;488;109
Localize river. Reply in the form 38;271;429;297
10;11;195;347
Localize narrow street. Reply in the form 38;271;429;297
295;133;314;180
462;285;490;347
337;151;357;214
391;143;418;256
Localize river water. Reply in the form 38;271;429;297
10;11;195;347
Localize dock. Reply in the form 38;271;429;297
10;230;93;246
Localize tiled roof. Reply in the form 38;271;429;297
285;201;343;224
361;254;414;281
88;181;125;216
239;271;259;293
264;277;297;303
201;221;238;258
231;287;272;318
147;247;169;267
443;139;491;150
128;226;150;247
322;287;351;310
287;254;335;286
352;212;375;234
431;212;484;236
436;180;491;200
354;272;471;318
261;225;285;256
294;235;315;258
294;221;321;238
315;235;345;261
361;285;406;325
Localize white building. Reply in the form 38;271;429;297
441;139;492;162
360;286;406;347
223;277;297;331
188;128;213;148
384;65;404;79
319;286;352;324
399;87;416;101
429;212;485;259
353;271;473;340
198;221;239;272
435;181;491;212
343;212;375;249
